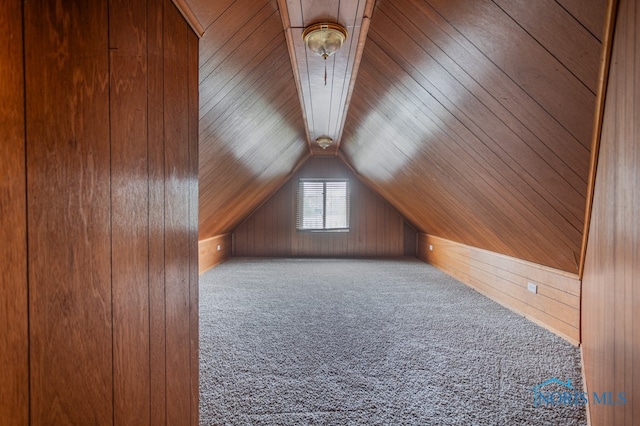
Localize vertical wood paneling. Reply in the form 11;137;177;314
403;222;417;256
418;234;581;344
164;1;192;423
233;157;415;257
0;1;28;423
171;0;205;36
148;0;167;423
25;1;114;424
109;0;151;423
582;0;640;423
187;28;200;426
8;1;199;424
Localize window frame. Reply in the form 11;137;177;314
296;178;350;232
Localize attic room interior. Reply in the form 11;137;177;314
1;0;638;424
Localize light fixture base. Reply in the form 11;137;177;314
302;23;348;59
315;137;333;150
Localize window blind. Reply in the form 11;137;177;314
296;179;350;231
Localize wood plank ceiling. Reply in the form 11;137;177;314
195;0;308;239
189;0;607;273
340;0;605;272
277;0;375;156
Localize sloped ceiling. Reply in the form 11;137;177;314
341;0;605;272
191;0;607;273
196;0;308;239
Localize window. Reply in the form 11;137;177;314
296;179;350;231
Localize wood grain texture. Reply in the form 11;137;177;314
14;1;199;424
188;28;200;426
579;0;619;278
429;0;596;145
0;1;28;423
341;0;606;273
233;157;416;257
148;0;167;423
197;0;308;240
558;0;607;41
199;234;233;274
183;0;236;30
493;0;601;93
171;0;205;36
283;0;371;151
164;1;195;424
109;0;151;423
582;0;640;423
418;234;581;345
25;1;114;424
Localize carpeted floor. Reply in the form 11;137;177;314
199;258;586;425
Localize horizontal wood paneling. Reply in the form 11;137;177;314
233;157;416;257
341;0;606;273
418;234;581;345
0;1;28;423
582;0;640;423
197;0;308;240
199;234;232;274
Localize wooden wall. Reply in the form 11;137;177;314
582;0;640;423
233;157;416;257
0;1;28;423
417;234;581;344
1;0;199;424
199;234;232;274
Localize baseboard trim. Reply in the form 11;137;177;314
417;234;581;345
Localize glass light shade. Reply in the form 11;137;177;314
302;23;348;59
316;137;333;149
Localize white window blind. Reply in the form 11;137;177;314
296;179;350;231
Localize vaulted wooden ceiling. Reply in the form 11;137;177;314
191;0;607;273
196;0;308;239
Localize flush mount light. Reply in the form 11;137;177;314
316;137;333;150
302;22;348;60
303;23;348;86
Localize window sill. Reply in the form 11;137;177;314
296;228;350;233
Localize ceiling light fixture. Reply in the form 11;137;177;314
303;22;348;85
302;22;348;59
316;137;333;150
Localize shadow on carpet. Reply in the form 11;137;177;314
199;258;586;425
